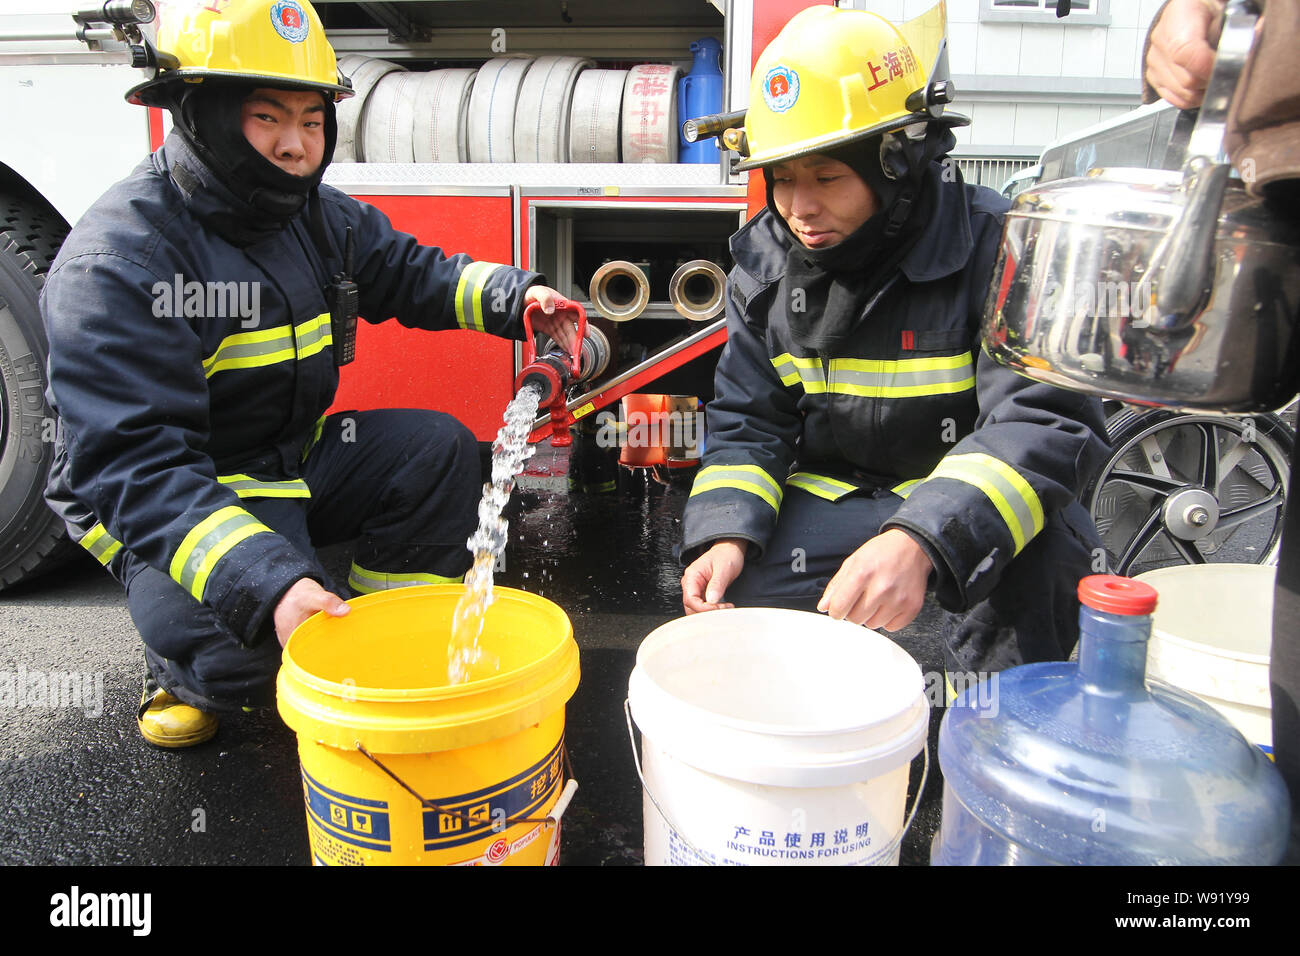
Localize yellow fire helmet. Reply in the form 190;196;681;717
126;0;353;107
733;5;968;171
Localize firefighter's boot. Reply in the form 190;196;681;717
138;678;218;748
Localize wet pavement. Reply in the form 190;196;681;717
0;440;948;867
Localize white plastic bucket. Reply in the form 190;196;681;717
627;608;929;866
1137;564;1274;754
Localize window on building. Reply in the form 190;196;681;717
992;0;1092;10
981;0;1109;24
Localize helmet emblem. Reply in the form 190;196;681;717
762;65;799;113
270;0;310;43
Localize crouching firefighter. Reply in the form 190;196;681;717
41;0;582;746
679;6;1111;686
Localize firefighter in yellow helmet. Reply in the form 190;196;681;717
681;6;1110;682
125;0;355;106
42;0;582;746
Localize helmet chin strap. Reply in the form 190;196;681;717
878;122;956;238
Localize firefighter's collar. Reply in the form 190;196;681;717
896;164;976;284
155;131;246;216
154;131;300;247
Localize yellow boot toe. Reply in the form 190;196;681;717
138;688;218;748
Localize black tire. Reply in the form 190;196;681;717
0;194;77;589
1083;406;1294;576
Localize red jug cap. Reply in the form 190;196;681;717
1078;575;1158;616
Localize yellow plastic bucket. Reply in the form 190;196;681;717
276;584;580;866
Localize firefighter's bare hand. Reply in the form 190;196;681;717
275;578;350;647
817;529;933;632
524;285;582;357
1145;0;1219;110
682;539;748;614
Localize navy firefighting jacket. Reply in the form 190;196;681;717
42;131;539;644
681;166;1109;611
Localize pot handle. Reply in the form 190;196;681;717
1150;0;1258;327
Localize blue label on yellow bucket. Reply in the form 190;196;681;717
303;768;392;853
422;738;564;851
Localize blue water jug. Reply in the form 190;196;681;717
932;575;1290;865
678;37;724;164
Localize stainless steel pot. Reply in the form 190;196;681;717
982;1;1300;413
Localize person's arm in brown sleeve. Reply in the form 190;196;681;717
1221;1;1300;201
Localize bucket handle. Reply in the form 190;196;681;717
356;742;579;832
624;699;930;867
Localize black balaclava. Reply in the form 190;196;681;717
769;123;956;353
169;82;338;246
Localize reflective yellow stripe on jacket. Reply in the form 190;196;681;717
293;313;332;360
170;506;274;602
770;352;975;398
78;522;123;567
689;464;783;511
203;313;332;378
348;562;464;594
217;474;312;499
785;472;857;502
300;413;327;463
770;353;826;389
919;453;1044;554
454;261;505;333
892;478;922;499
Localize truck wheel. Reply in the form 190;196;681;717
0;196;77;589
1083;406;1294;576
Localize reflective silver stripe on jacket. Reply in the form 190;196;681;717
689;464;783;511
217;474;312;499
347;562;464;594
785;471;857;501
769;351;975;397
454;261;506;332
169;506;274;601
202;313;333;378
78;522;123;566
915;453;1044;553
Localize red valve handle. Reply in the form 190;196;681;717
521;298;587;378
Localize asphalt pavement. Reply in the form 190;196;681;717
0;440;949;867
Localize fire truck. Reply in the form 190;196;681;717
0;0;853;588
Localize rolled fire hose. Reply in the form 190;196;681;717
568;69;626;163
579;324;612;381
467;55;534;163
513;55;594;165
336;52;369;80
333;53;368;163
668;260;727;321
336;56;405;163
589;260;651;322
412;68;477;163
362;70;422;163
621;64;681;164
534;324;612;392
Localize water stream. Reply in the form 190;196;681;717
447;383;543;684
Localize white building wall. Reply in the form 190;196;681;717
847;0;1168;186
